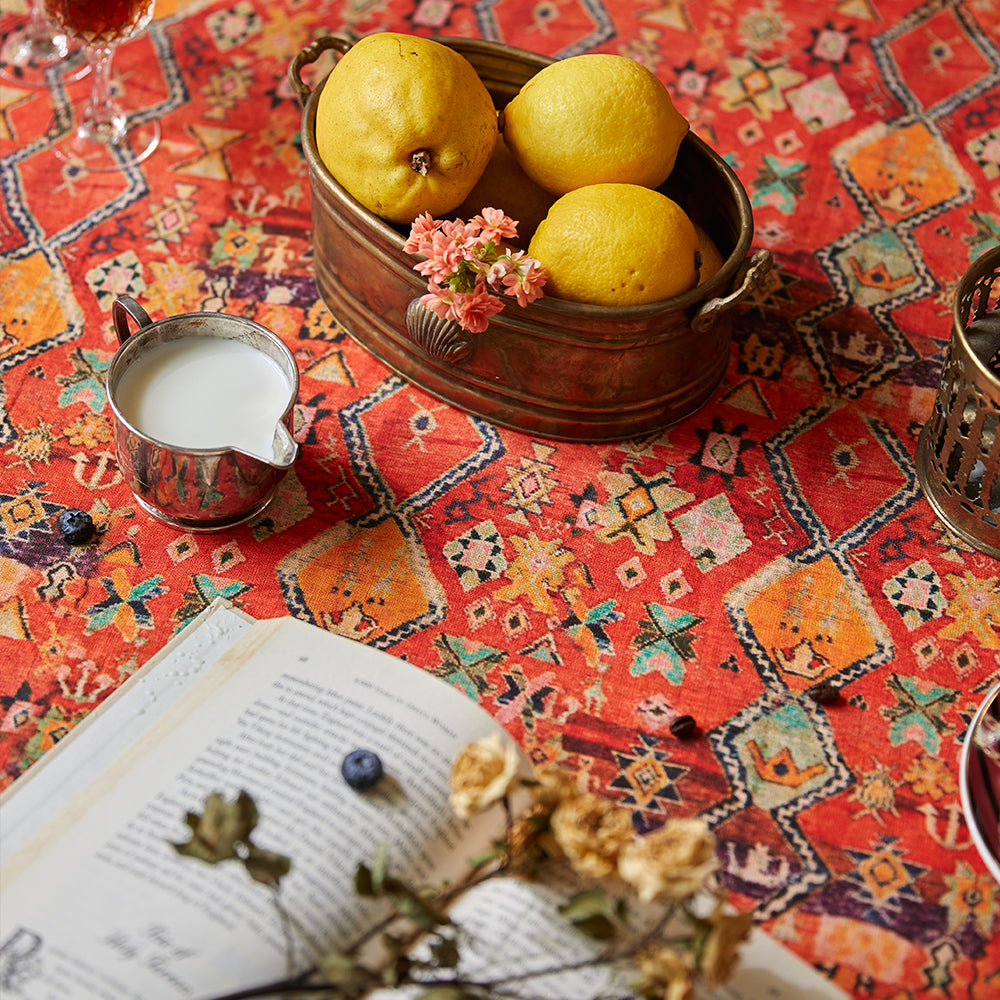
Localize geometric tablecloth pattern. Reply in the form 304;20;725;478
1;1;998;996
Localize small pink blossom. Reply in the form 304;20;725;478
403;212;440;254
473;207;519;244
407;209;547;333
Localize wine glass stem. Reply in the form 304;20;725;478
29;0;51;41
81;44;126;143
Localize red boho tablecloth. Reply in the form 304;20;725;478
1;1;999;996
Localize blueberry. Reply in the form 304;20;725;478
669;714;698;739
341;749;383;790
57;508;95;545
806;681;840;705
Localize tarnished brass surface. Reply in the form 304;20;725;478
916;247;1000;557
291;35;771;441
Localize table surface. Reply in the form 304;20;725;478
2;1;999;996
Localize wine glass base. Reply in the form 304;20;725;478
51;116;160;172
0;27;89;90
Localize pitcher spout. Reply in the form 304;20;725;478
270;423;298;469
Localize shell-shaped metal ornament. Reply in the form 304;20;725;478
405;298;474;365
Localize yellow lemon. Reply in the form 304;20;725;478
694;222;727;285
453;132;557;248
315;33;497;225
528;184;700;306
502;53;688;196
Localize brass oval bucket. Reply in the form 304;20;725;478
290;35;771;441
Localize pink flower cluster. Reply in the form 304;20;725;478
404;208;547;334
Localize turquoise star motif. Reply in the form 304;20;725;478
57;348;112;413
430;634;506;701
560;598;623;653
174;575;254;630
752;155;808;214
85;575;168;635
880;674;957;753
630;604;703;683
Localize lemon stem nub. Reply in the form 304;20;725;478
411;150;432;176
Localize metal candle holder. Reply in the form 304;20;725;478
916;246;1000;557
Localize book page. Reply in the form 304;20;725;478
368;873;848;1000
0;617;512;1000
0;598;255;865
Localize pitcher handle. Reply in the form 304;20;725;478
288;35;356;108
113;295;153;346
691;249;773;334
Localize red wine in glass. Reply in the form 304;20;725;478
44;0;160;169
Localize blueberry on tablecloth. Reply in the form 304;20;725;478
341;748;384;790
806;681;840;705
57;509;95;545
669;714;698;739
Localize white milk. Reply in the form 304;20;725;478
115;336;292;459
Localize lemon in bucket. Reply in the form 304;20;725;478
315;32;497;225
502;53;689;196
528;183;701;306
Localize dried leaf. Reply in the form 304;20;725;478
429;935;460;968
316;951;370;989
558;888;620;940
371;842;389;893
393;887;450;931
417;988;475;1000
466;843;504;867
355;863;375;897
244;845;292;887
172;791;258;865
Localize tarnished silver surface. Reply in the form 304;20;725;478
107;296;299;532
916;247;1000;557
290;34;771;441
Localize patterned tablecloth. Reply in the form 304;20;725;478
2;0;999;996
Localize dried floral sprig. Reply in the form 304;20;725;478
175;736;752;1000
404;208;547;334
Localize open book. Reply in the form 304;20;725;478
0;600;846;1000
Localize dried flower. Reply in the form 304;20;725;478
550;791;635;879
636;946;696;1000
529;765;582;811
617;817;718;903
405;209;547;333
698;906;754;986
448;732;520;819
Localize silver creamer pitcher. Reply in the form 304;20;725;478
107;295;299;531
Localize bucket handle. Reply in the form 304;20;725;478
288;35;355;108
692;249;772;334
113;295;153;346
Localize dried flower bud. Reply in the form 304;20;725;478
549;792;634;879
503;803;559;872
636;946;695;1000
529;766;582;810
699;906;754;986
448;732;519;819
617;817;718;903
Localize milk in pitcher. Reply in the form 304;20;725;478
115;336;293;460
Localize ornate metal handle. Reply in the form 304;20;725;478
287;35;355;108
691;248;773;334
112;295;153;346
405;299;474;365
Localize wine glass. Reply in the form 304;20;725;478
44;0;160;170
0;0;88;89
